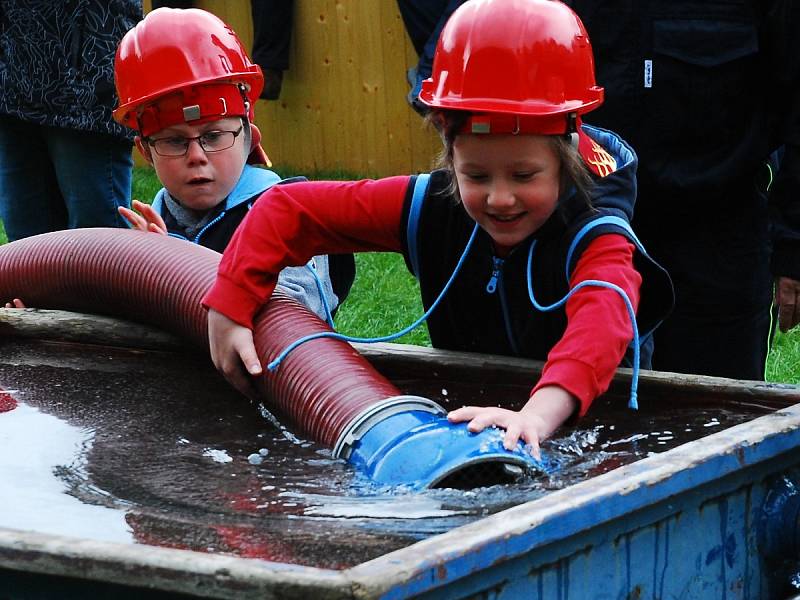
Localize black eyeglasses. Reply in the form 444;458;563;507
145;126;244;157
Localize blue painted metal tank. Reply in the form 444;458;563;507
2;400;799;598
1;318;799;598
344;403;800;599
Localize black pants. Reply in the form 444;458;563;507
396;0;465;79
250;0;293;71
634;178;773;381
150;1;293;71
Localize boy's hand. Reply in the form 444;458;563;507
3;299;26;309
207;308;263;401
447;385;577;460
119;200;168;235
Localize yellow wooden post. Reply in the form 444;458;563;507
139;1;440;176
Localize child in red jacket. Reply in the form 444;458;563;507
202;0;673;458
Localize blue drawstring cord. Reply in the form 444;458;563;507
266;222;641;411
525;239;640;409
266;223;481;371
305;258;336;328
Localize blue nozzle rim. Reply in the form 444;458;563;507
332;395;446;459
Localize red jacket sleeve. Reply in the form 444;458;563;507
532;234;641;416
202;176;410;328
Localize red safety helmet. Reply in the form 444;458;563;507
418;0;604;136
114;8;269;164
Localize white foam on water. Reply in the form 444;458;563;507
0;403;132;543
303;495;465;519
202;448;233;463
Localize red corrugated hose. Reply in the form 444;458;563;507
0;228;399;448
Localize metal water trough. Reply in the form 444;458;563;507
1;309;799;599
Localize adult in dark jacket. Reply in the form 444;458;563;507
565;0;800;380
0;0;141;241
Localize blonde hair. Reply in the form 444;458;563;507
426;110;594;207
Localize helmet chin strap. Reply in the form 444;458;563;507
568;132;580;148
566;112;579;147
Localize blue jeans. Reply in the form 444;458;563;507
0;115;132;242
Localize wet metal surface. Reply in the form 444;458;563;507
0;339;789;570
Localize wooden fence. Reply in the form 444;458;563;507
141;1;440;176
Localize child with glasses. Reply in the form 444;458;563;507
112;7;354;321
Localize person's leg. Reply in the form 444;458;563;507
645;193;772;380
0;115;65;241
251;0;293;100
398;0;466;114
44;126;133;230
396;0;450;57
416;0;465;80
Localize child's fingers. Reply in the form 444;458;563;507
465;411;503;433
505;422;544;460
136;202;156;216
520;430;542;461
137;202;168;232
148;223;168;236
225;366;261;402
118;206;146;230
236;341;263;376
217;344;262;402
449;406;507;432
503;421;524;451
447;405;481;422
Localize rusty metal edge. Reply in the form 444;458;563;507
2;309;798;401
0;527;353;600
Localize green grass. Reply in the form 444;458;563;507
766;329;800;384
131;166;163;202
3;164;800;380
333;252;430;346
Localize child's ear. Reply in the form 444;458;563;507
134;136;154;166
247;123;272;167
249;123;262;152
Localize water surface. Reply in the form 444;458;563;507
0;339;787;569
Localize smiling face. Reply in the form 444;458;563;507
136;117;250;212
452;134;562;255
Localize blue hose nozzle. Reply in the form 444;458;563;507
333;396;544;490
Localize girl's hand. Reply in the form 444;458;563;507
119;200;168;235
3;299;25;308
207;308;263;401
448;385;577;460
